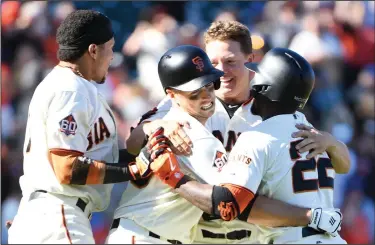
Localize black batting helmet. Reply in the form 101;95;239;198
245;48;315;110
158;45;224;92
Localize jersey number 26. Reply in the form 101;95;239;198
290;140;334;193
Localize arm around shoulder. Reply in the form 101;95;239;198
326;139;351;174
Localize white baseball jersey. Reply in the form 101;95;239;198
137;96;311;243
113;106;228;243
225;113;336;243
19;66;118;212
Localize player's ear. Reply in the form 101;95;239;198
166;88;174;99
246;53;255;63
88;44;98;60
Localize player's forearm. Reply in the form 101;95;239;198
126;121;163;155
68;159;138;185
174;179;255;222
326;140;350;174
50;149;138;185
248;195;311;227
126;123;150;155
119;149;136;162
174;179;213;214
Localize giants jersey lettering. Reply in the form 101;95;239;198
114;106;228;243
225;113;335;242
20;66;118;212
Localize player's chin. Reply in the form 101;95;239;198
218;85;237;97
95;74;107;84
200;104;215;117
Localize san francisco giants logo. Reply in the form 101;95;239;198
218;201;237;221
192;56;204;72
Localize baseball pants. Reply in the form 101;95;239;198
106;218;182;244
8;191;95;244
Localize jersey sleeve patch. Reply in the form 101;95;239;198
59;114;78;136
213;151;228;172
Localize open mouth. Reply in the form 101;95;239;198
201;102;214;110
221;78;233;84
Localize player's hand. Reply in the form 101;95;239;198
292;124;336;159
308;208;342;237
132;127;170;179
151;150;185;189
145;120;193;156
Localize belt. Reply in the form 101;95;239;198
202;229;252;240
110;218;182;244
29;190;92;219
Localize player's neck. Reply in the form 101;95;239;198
58;60;92;81
196;117;208;125
261;112;279;121
217;89;251;105
262;109;296;121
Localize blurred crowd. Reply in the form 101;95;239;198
1;1;374;244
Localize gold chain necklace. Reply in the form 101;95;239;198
57;64;85;79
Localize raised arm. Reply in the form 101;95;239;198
292;124;350;174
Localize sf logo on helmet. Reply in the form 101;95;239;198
192;56;204;72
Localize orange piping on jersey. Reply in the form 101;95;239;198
220;183;255;215
242;95;254;107
132;235;136;244
86;160;106;184
61;205;72;244
49;149;84;184
49;148;84;155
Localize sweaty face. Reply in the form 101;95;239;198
171;83;216;123
206;40;254;103
94;38;114;84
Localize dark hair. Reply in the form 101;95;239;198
56;10;113;62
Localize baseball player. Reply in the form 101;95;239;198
107;46;342;245
106;45;227;244
152;48;346;244
126;21;351;244
8;10;158;244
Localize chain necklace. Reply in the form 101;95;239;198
57;64;86;79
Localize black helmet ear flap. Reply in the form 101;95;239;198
214;80;221;90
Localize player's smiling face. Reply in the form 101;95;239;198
168;83;216;124
206;40;254;103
